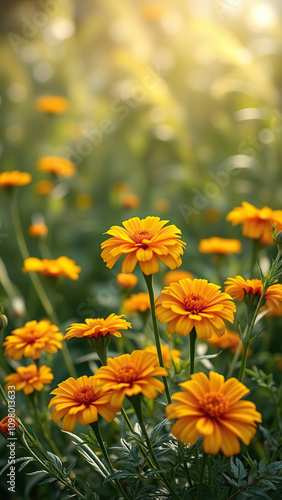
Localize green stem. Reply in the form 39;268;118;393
90;421;130;500
130;395;181;500
10;190;76;378
196;453;207;500
250;239;260;278
189;328;197;377
143;273;171;404
208;455;215;500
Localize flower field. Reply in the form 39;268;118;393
1;1;282;499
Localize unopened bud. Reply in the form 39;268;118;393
275;230;282;246
0;313;8;331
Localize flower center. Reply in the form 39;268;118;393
199;392;228;418
116;363;137;383
73;385;96;405
184;293;206;313
132;229;154;248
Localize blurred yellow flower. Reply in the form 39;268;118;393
101;216;185;275
206;329;252;356
75;193;93;209
116;273;138;288
144;345;181;369
37;156;76;177
94;350;168;408
121;194;140;208
0;171;31;188
28;223;48;237
22;256;81;280
35;95;68;114
65;314;131;340
164;269;194;286
34;180;54;195
123;292;151;312
155;279;236;339
198;237;241;254
3;319;63;360
48;376;116;431
226;202;282;245
166;371;262;456
225;276;282;309
5;365;53;395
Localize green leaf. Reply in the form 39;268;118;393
151;418;168;443
0;457;36;476
38;476;57;485
47;451;63;470
18;458;36;472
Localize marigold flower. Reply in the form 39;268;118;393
28;223;48;237
0;416;20;436
226;202;282;245
116;273;138;288
0;171;31;188
163;270;194;286
198;237;241;254
65;314;131;340
48;376;116;431
34;180;54;195
123;292;151;313
3;320;63;360
206;329;252;356
155;279;236;339
5;365;53;395
224;276;282;309
35;95;68;114
94;350;168;408
144;345;181;369
37;156;76;177
166;371;262;456
101;216;185;275
22;256;81;280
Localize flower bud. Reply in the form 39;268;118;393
0;313;8;331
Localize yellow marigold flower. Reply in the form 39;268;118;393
48;376;117;431
65;314;131;340
144;345;181;369
28;223;48;237
226;202;282;245
116;273;138;288
164;270;194;286
224;276;282;309
34;180;54;195
198;237;242;254
37;156;76;177
206;330;252;357
121;194;140;208
35;95;68;114
0;171;31;188
166;371;262;456
3;320;63;360
22;256;81;280
155;279;236;339
94;350;168;408
123;292;151;312
0;416;20;436
5;365;53;395
101;216;185;275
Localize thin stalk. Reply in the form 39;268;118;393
250;239;259;278
90;421;131;500
189;328;197;377
196;453;207;500
208;455;215;500
143;273;171;404
10;190;76;378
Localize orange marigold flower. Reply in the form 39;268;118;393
206;329;252;357
166;371;262;456
224;276;282;309
35;95;68;114
65;314;131;340
48;376;116;431
164;270;194;286
144;345;181;369
0;171;31;188
262;301;282;317
198;237;241;254
123;292;151;313
37;156;76;177
34;180;54;195
3;320;63;360
155;279;236;339
94;350;168;408
101;216;185;275
0;416;20;436
226;202;282;245
121;194;140;208
28;223;48;237
5;365;53;395
116;273;138;288
22;256;81;280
